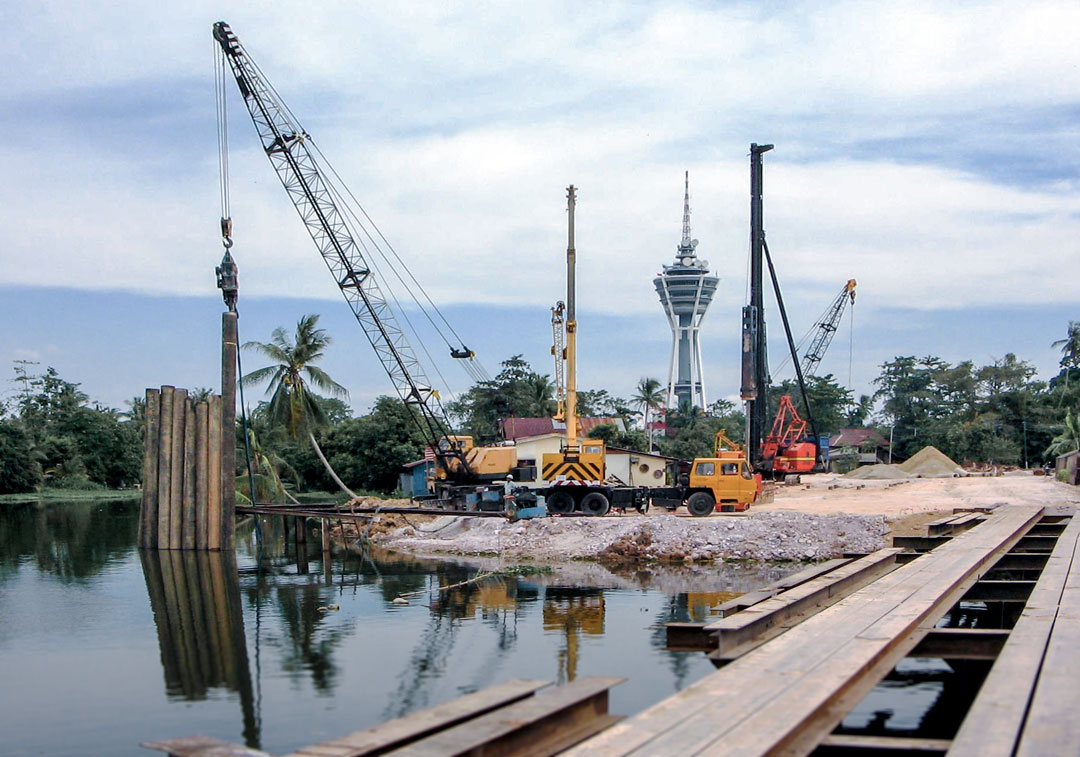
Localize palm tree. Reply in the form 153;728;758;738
1046;409;1080;459
235;425;301;504
525;373;557;417
632;378;665;450
1052;321;1080;401
241;314;356;498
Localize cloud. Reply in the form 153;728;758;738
1;0;1077;331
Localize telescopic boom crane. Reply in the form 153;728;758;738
212;22;479;483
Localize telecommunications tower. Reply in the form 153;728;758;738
654;172;719;410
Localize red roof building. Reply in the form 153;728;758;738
499;417;626;441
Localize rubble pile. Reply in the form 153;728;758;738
375;511;887;564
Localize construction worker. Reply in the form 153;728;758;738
503;475;517;517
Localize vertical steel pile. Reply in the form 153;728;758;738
139;386;231;550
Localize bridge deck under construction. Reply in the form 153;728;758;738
146;503;1080;756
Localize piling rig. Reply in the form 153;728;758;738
740;143;823;476
213;22;523;509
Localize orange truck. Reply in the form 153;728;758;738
650;432;764;516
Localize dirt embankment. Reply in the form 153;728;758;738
362;474;1079;565
375;510;887;563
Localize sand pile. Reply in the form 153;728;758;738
845;464;913;480
899;446;965;478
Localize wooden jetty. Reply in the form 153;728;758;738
145;503;1080;756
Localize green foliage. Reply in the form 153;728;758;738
242;314;354;495
447;355;557;439
0;420;42;494
1046;410;1080;458
586;422;649;452
873;352;1061;465
659;408;746;462
768;374;853;436
6;365;141;490
242;314;348;440
321;396;428;493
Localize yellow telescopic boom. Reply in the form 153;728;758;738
564;185;578;451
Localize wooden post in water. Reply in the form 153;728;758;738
208;395;223;551
222;311;238;551
169;388;187;551
157;386;175;549
182;398;197;550
195;401;210;550
141;388;161;549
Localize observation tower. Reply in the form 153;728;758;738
654;172;719;410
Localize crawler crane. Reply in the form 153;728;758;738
213;22;522;509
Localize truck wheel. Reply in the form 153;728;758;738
686;492;715;517
547;490;574;514
580;492;611;517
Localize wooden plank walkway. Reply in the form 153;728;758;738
565;506;1042;756
948;514;1080;756
146;504;1080;757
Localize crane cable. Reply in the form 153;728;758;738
216;41;259;513
241;53;489;389
848;293;855;390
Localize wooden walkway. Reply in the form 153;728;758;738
145;504;1080;757
568;504;1078;756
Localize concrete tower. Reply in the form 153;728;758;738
654;171;719;410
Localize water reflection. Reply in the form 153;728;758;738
141;550;258;748
544;589;604;684
0;500;137;582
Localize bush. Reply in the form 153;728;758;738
0;421;42;494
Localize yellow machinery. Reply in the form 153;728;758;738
652;429;763;516
539;187;647;516
435;435;517;481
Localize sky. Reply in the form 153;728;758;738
1;1;1077;415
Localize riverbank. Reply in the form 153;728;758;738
0;489;141;505
371;473;1080;564
375;510;886;563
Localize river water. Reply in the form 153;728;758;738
0;498;813;755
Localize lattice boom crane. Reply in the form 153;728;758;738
213;22;517;500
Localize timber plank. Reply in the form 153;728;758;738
926;514;964;535
285;679;550;757
818;733;951;753
566;537;952;755
706;549;902;652
1014;518;1080;756
567;506;1041;757
947;516;1079;756
384;676;623;757
909;628;1009;660
142;735;269;756
709;559;853;620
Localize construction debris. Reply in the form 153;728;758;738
374;511;887;564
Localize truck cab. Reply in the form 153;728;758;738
686;457;763;514
649;432;763;516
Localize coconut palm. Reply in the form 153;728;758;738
235;425;301;504
241;314;356;498
1046;409;1080;459
525;373;557;417
632;377;665;450
1052;321;1080;401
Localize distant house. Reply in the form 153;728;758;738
499;416;626;441
1057;450;1080;486
828;428;891;469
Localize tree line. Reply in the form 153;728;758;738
2;317;1077;496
